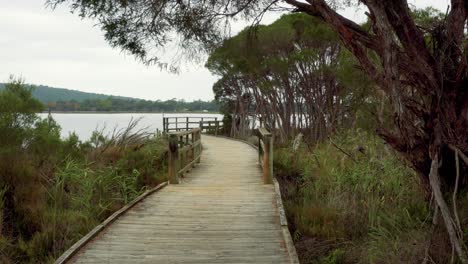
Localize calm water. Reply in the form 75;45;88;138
38;113;223;140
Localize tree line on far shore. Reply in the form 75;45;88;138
45;98;219;112
0;83;220;113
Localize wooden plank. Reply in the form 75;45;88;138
257;127;272;137
274;178;300;263
222;135;299;263
178;153;202;175
64;135;295;264
168;128;200;136
55;181;169;264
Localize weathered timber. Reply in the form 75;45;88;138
199;119;222;135
163;116;221;133
55;181;169;264
256;128;273;184
168;128;202;184
62;135;296;264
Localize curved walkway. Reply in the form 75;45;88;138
65;135;297;263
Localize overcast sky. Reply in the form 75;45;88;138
0;1;449;101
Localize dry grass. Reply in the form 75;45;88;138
275;129;434;263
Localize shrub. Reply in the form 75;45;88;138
0;79;169;262
275;129;430;263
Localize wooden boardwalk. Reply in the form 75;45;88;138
63;135;297;264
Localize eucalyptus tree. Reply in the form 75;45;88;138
206;14;371;142
49;0;467;258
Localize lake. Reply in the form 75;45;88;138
38;113;223;140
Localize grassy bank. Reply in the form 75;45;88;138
274;130;447;263
0;80;169;263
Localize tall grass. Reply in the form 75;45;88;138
275;129;431;263
0;119;168;263
0;80;170;262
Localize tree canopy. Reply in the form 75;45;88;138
50;0;467;259
206;13;374;141
47;0;278;67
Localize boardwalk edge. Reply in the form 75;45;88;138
273;178;300;264
210;134;300;263
55;181;169;264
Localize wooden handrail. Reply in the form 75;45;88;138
256;128;273;184
168;128;202;184
163;116;219;133
199;120;223;135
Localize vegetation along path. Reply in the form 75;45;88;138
58;135;298;263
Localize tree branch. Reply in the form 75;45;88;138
429;154;467;262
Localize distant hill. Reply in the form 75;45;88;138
0;83;137;104
0;83;219;113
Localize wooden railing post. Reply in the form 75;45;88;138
167;128;202;183
258;137;262;165
195;130;201;163
190;130;194;167
256;128;273;184
168;134;179;184
263;134;273;184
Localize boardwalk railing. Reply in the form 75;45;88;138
163;116;219;132
163;116;223;134
168;128;202;184
199;120;223;135
256;128;273;184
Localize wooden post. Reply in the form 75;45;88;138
163;118;166;133
268;135;273;183
196;130;201;163
168;134;179;184
186;117;189;131
258;137;262;165
190;130;195;167
262;135;273;184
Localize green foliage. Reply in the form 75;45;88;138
0;78;43;149
207;13;375;139
0;83;220;113
275;130;430;263
115;137;168;190
0;83;133;103
320;249;345;264
0;79;169;263
69;98;220;112
410;7;445;30
47;0;274;65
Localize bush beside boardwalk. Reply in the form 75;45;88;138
274;130;457;263
0;79;168;263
